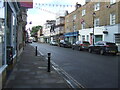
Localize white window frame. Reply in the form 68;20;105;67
66;19;69;23
110;0;116;4
94;18;99;27
110;13;116;25
94;3;100;11
82;9;86;16
73;24;76;31
87;35;89;41
82;35;85;41
81;22;85;29
73;14;76;20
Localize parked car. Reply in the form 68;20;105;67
72;41;90;51
59;40;71;48
88;41;118;55
50;41;58;46
28;39;33;43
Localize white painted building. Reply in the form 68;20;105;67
79;24;120;51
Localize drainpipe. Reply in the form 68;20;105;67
4;2;7;65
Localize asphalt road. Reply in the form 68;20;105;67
30;42;119;88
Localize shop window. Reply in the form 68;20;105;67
87;35;89;41
115;34;120;43
82;35;85;41
0;19;5;67
95;35;102;43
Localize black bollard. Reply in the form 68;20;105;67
47;53;51;72
35;46;37;56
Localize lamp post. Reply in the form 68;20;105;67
93;12;96;45
73;20;75;44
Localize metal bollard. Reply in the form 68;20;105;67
35;46;37;56
47;53;51;72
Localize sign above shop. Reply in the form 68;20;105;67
20;1;33;8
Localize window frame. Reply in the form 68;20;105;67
94;18;100;27
110;0;116;4
73;14;76;20
94;2;100;11
81;22;85;29
110;13;116;25
82;9;86;16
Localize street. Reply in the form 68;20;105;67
30;42;119;88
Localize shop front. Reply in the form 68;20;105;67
64;31;79;44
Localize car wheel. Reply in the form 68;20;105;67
79;47;82;51
88;48;92;53
72;47;74;50
100;49;104;55
113;53;117;56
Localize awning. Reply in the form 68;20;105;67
64;31;79;37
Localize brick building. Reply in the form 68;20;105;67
64;1;120;51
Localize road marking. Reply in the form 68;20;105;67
51;61;85;88
38;51;44;56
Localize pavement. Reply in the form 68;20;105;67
3;44;71;88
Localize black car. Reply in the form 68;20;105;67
59;40;71;48
72;41;90;51
88;41;118;55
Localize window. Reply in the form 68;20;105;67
73;14;76;20
73;25;76;31
81;22;85;29
82;9;86;16
82;35;85;41
66;27;69;31
87;35;89;41
94;18;99;27
0;19;5;68
110;0;116;4
110;13;115;25
66;19;69;23
94;3;100;11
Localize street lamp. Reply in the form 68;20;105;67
72;20;75;44
92;12;96;45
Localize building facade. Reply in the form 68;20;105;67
54;16;65;42
64;1;120;51
43;20;56;43
0;1;33;89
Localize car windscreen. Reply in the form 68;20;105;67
106;43;115;45
83;42;90;44
65;41;70;44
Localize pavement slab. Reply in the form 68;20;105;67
3;44;70;88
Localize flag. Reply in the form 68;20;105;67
80;19;84;24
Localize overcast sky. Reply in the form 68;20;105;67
26;0;85;29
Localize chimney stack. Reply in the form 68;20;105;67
75;2;81;10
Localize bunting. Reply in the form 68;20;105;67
35;3;75;7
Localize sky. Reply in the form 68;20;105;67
26;0;85;30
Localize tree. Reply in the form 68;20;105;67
30;25;42;36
